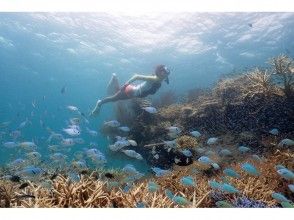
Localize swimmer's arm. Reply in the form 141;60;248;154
126;74;157;84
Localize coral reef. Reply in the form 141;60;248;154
98;55;294;170
0;148;293;208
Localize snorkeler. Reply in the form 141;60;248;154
90;64;170;116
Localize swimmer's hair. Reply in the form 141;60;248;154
155;64;166;76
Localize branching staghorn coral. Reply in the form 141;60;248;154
213;75;248;104
0;181;16;207
269;54;294;99
214;68;278;105
243;68;276;98
51;174;110;208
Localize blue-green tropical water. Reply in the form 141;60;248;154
0;12;293;173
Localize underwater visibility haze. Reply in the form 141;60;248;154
0;12;293;208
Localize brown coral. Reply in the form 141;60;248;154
176;135;198;149
269;54;294;99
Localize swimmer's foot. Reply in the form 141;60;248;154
90;100;102;117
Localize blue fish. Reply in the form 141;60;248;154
241;163;260;176
238;146;251;153
148;181;159;192
223;168;241;179
16;166;43;178
68;172;80;182
151;167;171;177
180;176;196;187
219;149;232;157
278;138;294;147
271;192;290;202
208;180;222;190
275;165;286;170
123;184;132;193
182;149;192;157
216;201;234;208
165;189;175;200
136;202;146;208
280;202;294;208
211;162;220;170
277;168;294;180
221;183;239;194
107;181;120;189
198;156;212;165
172;196;189;206
269;128;279;135
207;137;218;145
288;184;294;193
251;154;262;162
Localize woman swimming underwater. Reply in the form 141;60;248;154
90;64;170;116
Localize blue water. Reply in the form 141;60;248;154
0;12;293;173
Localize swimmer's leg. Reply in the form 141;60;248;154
107;73;120;95
90;90;129;117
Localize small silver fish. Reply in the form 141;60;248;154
172;196;189;206
118;126;130;132
198;156;212;165
271;192;290;202
104;120;120;127
180;176;195;187
207;137;218;145
128;139;137;146
223;168;241;179
241;163;260;176
3;141;19;148
288;184;294;193
278;138;294;147
148;181;159;192
142;106;157;114
219;149;232;157
122;150;143;160
190;130;201;138
18;118;30;129
164;140;177;149
221;183;239;194
182;149;192;157
167;126;181;134
238;146;251;153
61;138;75;147
63;128;80;136
277;168;294;180
19;142;37;151
269;128;279;135
51;153;67;162
154;154;159;160
67;105;79;112
86;127;98;136
151;167;171;177
216;201;234;208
